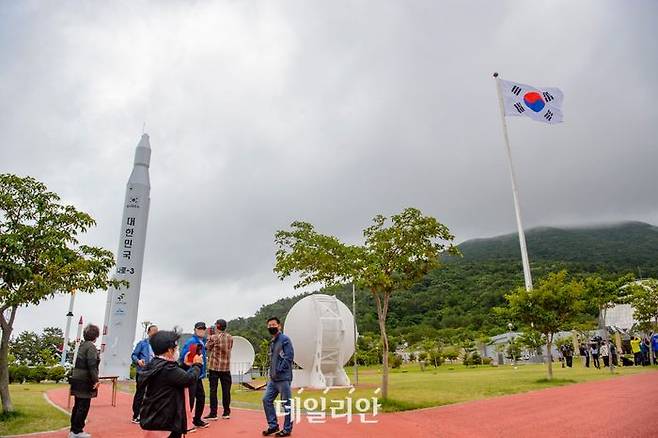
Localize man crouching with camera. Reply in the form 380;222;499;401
138;330;203;438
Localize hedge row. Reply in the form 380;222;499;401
8;365;67;383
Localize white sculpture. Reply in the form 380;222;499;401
284;294;356;389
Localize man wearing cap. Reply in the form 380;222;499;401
205;319;234;421
180;322;209;430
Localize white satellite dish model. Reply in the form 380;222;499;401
230;335;255;383
284;294;357;389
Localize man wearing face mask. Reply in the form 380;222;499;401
262;317;295;437
180;322;209;430
139;330;203;438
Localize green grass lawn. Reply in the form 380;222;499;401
228;361;657;412
0;383;69;436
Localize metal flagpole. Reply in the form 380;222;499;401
352;282;359;385
494;72;533;291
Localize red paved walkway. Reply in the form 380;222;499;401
16;371;658;438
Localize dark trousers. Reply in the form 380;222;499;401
602;355;609;367
168;433;182;438
565;356;573;367
208;370;232;416
584;355;590;368
188;379;206;422
592;354;600;369
132;373;146;419
70;396;91;433
634;352;642;365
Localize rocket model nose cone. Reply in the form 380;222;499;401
138;133;151;149
134;133;151;167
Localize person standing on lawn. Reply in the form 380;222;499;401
631;336;642;365
131;324;158;423
600;340;610;368
205;318;234;421
590;342;600;369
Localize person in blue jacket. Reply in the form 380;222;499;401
652;333;658;365
131;324;158;423
180;322;209;430
262;316;295;437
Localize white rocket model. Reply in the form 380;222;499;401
100;133;152;379
72;316;84;365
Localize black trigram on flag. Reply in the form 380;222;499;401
542;91;554;102
514;102;525;113
511;85;522;96
544;110;554;121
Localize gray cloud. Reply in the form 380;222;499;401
2;0;657;336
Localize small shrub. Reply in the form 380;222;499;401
463;352;483;366
482;357;493;366
10;365;30;384
47;366;67;383
389;353;403;369
28;365;48;383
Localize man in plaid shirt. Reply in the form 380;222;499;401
204;319;233;420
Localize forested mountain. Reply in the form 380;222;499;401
229;222;658;349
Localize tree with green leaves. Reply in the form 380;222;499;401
416;338;442;367
628;279;658;364
516;330;544;357
583;273;634;373
0;174;123;413
497;271;586;380
9;327;64;366
505;338;522;363
274;207;458;398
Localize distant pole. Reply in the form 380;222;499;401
60;291;76;366
72;316;84;366
507;322;516;366
494;72;533;291
352;282;359;385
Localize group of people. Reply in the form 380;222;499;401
67;317;295;438
131;320;233;431
630;335;658;366
574;334;658;370
577;338;619;369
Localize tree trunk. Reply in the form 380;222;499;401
546;335;553;380
374;291;390;399
0;306;18;413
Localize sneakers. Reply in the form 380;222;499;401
131;417;140;424
221;413;231;420
69;432;92;438
203;413;219;421
193;419;210;429
262;427;280;436
275;432;292;437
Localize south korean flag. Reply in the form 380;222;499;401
500;78;564;124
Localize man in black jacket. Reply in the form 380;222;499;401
139;331;203;438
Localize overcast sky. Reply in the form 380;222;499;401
2;1;657;338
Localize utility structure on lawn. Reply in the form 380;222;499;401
285;294;356;389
